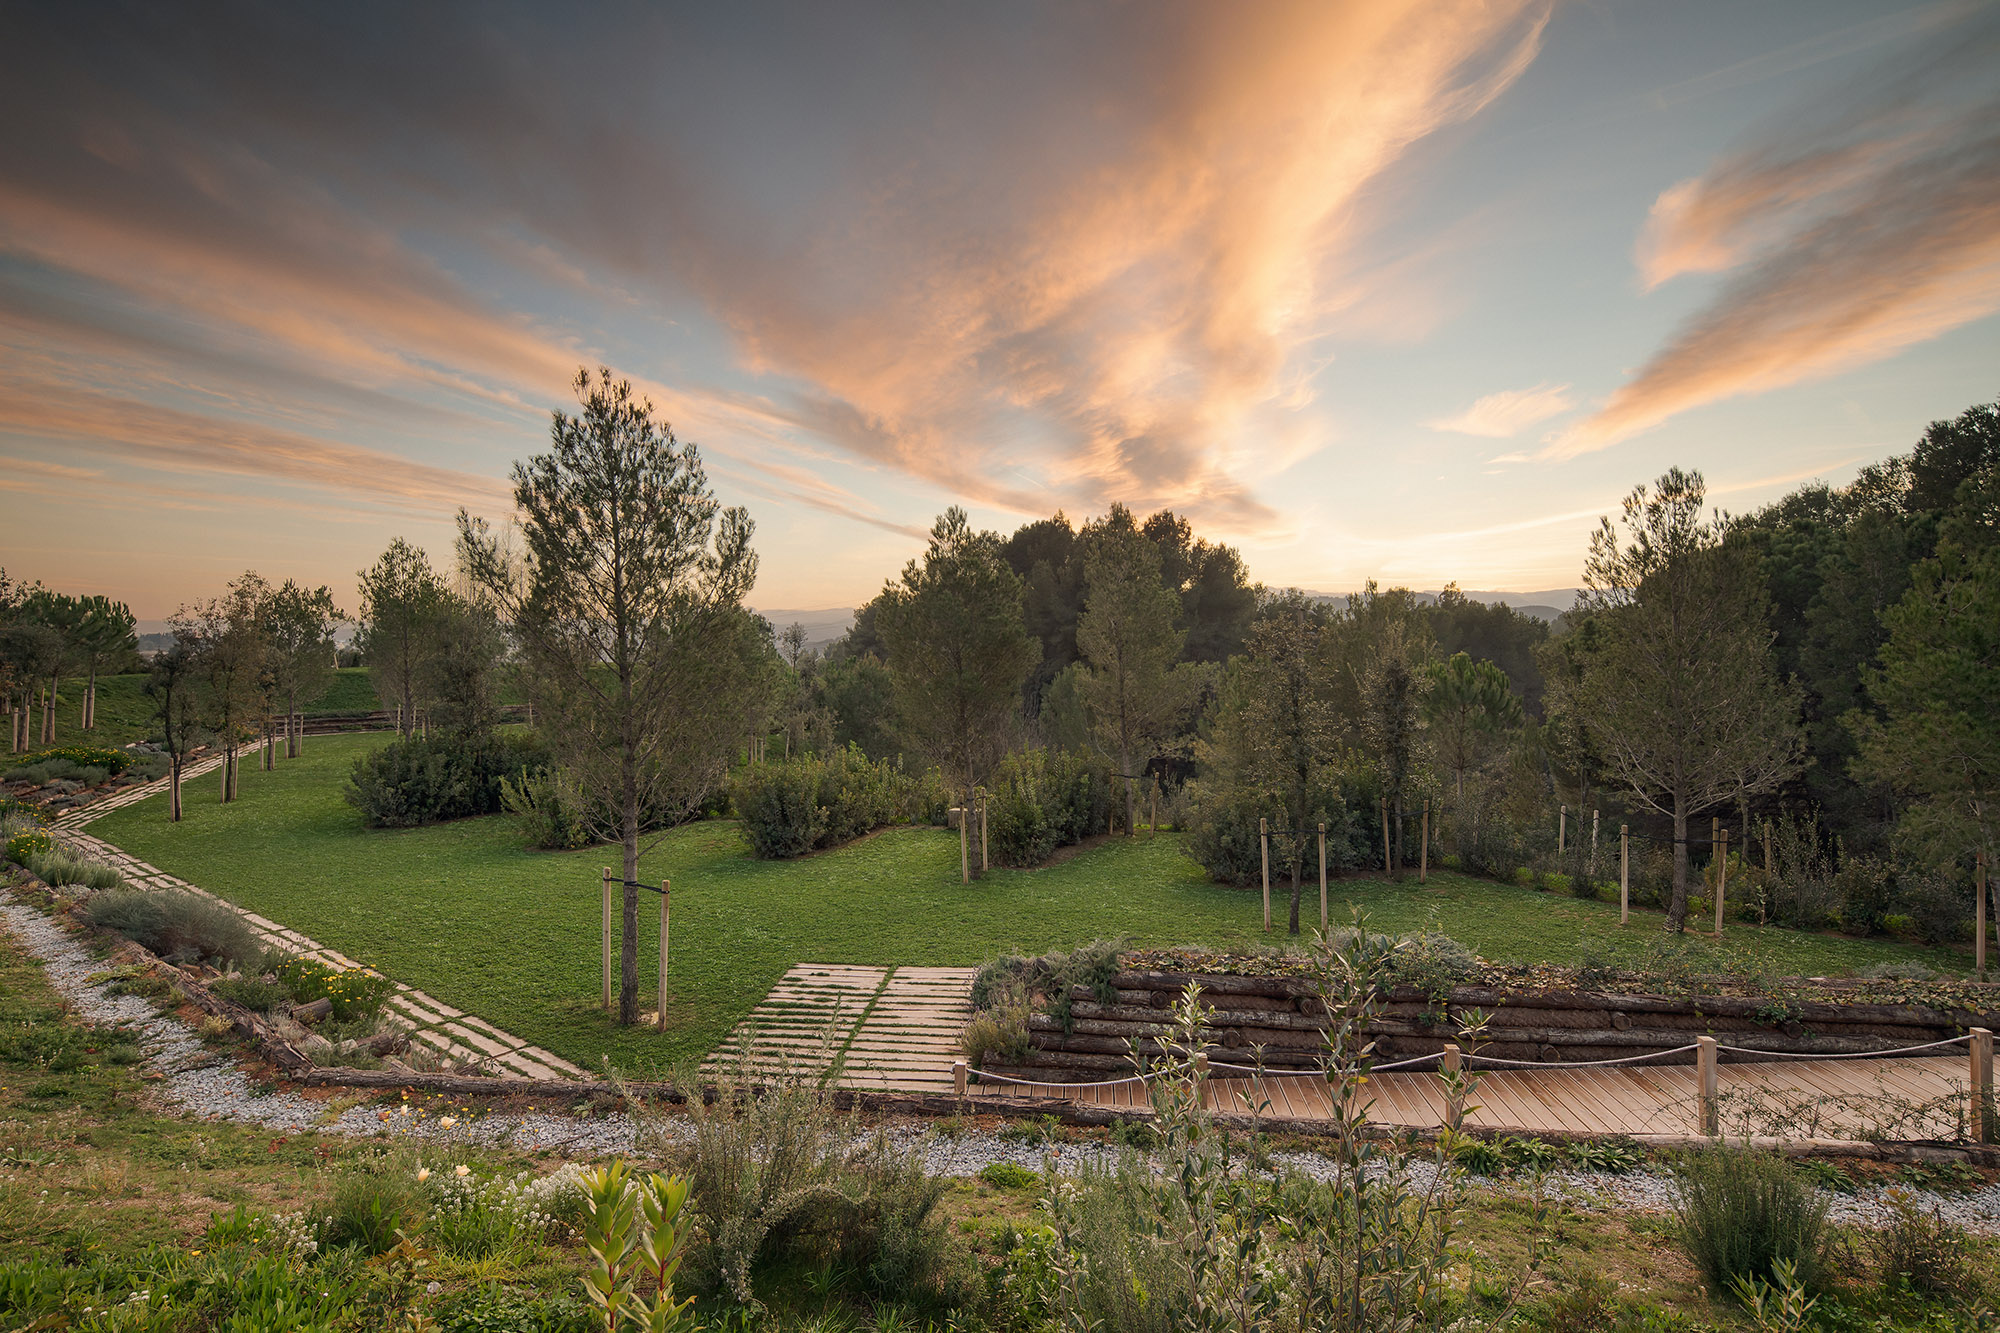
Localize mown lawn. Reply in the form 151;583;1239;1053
88;733;1957;1074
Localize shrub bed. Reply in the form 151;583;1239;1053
984;747;1111;867
733;746;907;858
345;730;550;828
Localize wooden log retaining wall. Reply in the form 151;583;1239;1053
981;969;2000;1084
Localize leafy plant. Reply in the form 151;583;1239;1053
271;956;394;1022
83;887;254;963
1868;1188;1974;1298
345;729;550;828
579;1161;698;1332
734;746;906;859
1670;1145;1829;1296
977;1161;1040;1189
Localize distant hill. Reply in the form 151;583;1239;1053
1299;588;1579;623
751;607;857;654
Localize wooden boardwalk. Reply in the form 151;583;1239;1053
704;963;976;1095
974;1055;1970;1140
714;965;1973;1140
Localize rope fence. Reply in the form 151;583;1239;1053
957;1028;2000;1142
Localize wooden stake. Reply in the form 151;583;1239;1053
953;1059;968;1098
1620;825;1629;925
656;879;670;1032
1420;800;1429;883
1149;783;1158;839
601;867;613;1010
1591;809;1600;876
1558;803;1566;855
1697;1036;1719;1136
1980;852;1990;977
1379;799;1390;875
1973;1027;1994;1143
960;791;970;884
1259;817;1271;932
1715;828;1728;935
979;787;989;873
1317;822;1328;935
1442;1042;1463;1127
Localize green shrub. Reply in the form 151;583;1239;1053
272;956;394;1021
961;1008;1030;1068
734;745;906;858
1671;1145;1829;1296
1385;930;1478;995
983;747;1110;868
3;828;53;866
83;887;255;964
1869;1188;1973;1298
978;1161;1041;1189
345;730;550;828
499;767;595;850
326;1162;429;1255
210;975;291;1013
23;846;126;892
3;745;130;776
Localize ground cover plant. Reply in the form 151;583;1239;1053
87;732;1966;1078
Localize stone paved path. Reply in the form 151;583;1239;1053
48;754;587;1082
704;962;976;1093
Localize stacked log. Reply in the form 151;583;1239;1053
979;969;2000;1085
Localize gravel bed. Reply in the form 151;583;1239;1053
13;889;2000;1231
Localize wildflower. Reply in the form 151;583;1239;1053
439;1116;456;1129
455;1164;470;1178
416;1167;430;1183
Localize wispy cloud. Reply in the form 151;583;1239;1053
1556;5;2000;457
1428;382;1573;437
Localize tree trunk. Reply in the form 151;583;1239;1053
620;782;640;1026
1287;856;1301;935
170;756;183;821
1667;797;1690;931
1122;745;1135;837
1390;798;1403;880
44;674;57;743
287;688;299;758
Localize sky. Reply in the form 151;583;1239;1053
2;0;1997;618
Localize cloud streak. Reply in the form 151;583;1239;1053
1558;5;2000;456
1428;382;1573;437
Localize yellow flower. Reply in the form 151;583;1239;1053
416;1168;430;1183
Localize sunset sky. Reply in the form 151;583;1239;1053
3;1;1997;618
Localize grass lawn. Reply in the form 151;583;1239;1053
87;733;1959;1075
25;667;387;749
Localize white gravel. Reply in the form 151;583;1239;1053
14;889;2000;1232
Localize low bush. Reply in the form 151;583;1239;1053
21;845;125;892
4;758;109;787
83;887;255;964
733;745;906;859
210;975;291;1013
326;1160;430;1255
1869;1188;1974;1298
3;826;53;866
978;1161;1040;1189
1671;1144;1829;1296
272;956;394;1022
960;1007;1031;1069
1385;930;1479;995
3;745;130;777
345;729;550;828
499;768;595;850
985;746;1110;867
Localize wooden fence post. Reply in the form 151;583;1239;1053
1260;817;1271;932
1973;1027;1994;1143
953;1059;968;1098
960;789;970;885
1590;809;1600;877
601;867;613;1011
1379;799;1390;875
979;787;989;873
656;880;670;1032
1697;1036;1719;1136
1318;822;1328;935
1620;825;1630;925
1714;828;1728;935
1149;782;1158;839
1978;851;1990;976
1558;803;1566;855
1420;800;1429;883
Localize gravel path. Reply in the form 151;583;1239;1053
14;891;2000;1232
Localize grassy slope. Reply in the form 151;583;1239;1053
87;733;1957;1076
23;667;385;749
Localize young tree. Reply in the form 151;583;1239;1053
1075;506;1204;833
1571;469;1803;930
459;368;768;1026
357;538;448;736
262;580;344;757
70;596;136;731
1422;651;1524;854
1849;498;1999;881
876;508;1040;811
1214;591;1341;933
173;573;269;803
421;591;507;736
20;590;79;743
1360;622;1430;878
147;634;206;821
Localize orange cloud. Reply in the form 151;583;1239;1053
1428;382;1574;438
1559;7;2000;457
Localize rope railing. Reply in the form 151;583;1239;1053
971;1033;1977;1094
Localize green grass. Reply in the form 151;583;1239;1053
86;733;1959;1075
24;667;387;749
